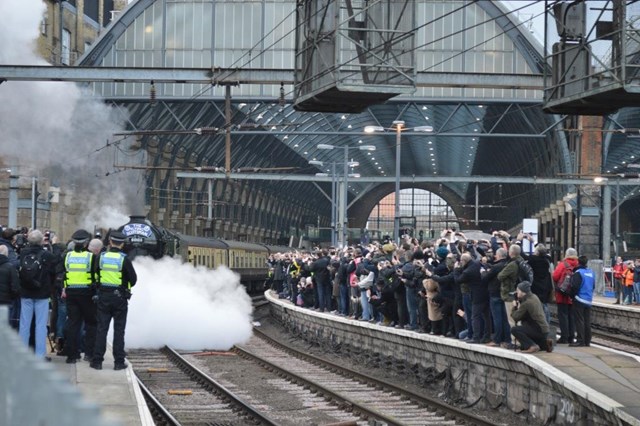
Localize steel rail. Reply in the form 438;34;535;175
135;376;181;426
244;328;494;426
161;346;279;426
233;344;403;425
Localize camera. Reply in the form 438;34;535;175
14;233;26;249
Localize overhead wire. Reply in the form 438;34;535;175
118;2;558;213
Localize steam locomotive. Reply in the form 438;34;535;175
117;216;291;292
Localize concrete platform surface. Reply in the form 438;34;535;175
543;343;640;423
593;294;640;309
49;347;154;426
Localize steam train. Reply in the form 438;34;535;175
117;216;291;292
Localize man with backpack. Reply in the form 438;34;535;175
552;248;578;344
18;229;57;361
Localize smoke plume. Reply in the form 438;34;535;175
126;257;254;350
0;0;145;232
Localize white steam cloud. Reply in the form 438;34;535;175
0;0;145;230
126;257;254;350
1;1;255;351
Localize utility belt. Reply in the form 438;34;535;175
98;286;131;299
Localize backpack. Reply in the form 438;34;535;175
517;259;534;284
556;261;574;296
19;251;44;291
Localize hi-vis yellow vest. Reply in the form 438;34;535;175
99;252;125;287
64;251;93;288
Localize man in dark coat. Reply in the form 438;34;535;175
18;230;57;360
454;253;490;343
482;247;510;347
308;249;331;312
523;244;553;324
0;244;20;325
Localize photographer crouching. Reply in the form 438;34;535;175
510;281;553;353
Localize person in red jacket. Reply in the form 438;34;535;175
612;256;624;304
552;248;578;344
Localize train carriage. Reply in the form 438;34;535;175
118;216;274;293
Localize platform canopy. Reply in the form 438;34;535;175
72;0;581;238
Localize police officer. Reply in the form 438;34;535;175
91;231;137;371
63;229;98;364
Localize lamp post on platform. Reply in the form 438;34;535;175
365;121;433;243
314;143;375;247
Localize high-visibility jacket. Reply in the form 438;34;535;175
99;252;126;287
623;267;635;287
64;251;93;288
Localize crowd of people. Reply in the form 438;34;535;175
612;256;640;306
267;229;598;353
0;226;137;369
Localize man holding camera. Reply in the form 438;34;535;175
510;281;552;353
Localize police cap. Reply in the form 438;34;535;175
71;229;91;243
109;231;127;243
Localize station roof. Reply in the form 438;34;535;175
78;0;577;230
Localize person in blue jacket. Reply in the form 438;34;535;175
570;255;595;347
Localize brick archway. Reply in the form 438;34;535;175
348;183;471;231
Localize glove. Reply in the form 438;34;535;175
92;295;99;304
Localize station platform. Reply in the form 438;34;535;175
49;348;154;426
546;343;640;422
593;294;640;308
266;291;640;425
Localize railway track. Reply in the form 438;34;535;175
589;328;640;355
227;328;497;426
129;346;277;425
550;318;640;355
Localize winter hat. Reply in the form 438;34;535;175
436;246;449;259
517;281;532;294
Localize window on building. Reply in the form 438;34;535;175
366;189;460;239
40;17;47;35
61;29;71;65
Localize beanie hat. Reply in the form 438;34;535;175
517;281;532;294
382;242;395;254
436;246;449;259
